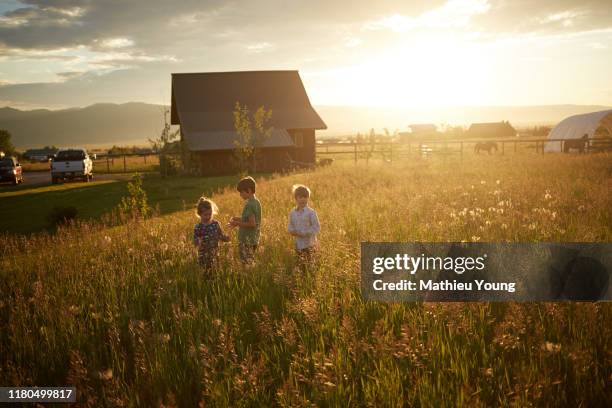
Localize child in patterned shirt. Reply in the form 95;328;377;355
193;197;230;275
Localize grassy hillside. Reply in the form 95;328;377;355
0;174;239;234
1;154;610;406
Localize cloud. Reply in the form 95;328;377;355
364;0;491;32
345;37;362;48
245;42;273;53
96;37;134;49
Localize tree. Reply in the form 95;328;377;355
232;101;273;174
232;101;253;176
0;129;15;155
251;105;273;172
118;173;150;218
149;109;180;177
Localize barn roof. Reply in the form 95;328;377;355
409;124;437;132
171;70;326;131
467;122;516;137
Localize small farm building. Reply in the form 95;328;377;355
544;109;612;152
399;124;438;141
23;147;58;161
171;70;327;175
466;121;516;138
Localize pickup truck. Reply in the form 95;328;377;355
0;156;24;185
51;148;94;183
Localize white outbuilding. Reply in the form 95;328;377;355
544;109;612;152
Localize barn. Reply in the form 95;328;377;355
171;70;327;175
544;109;612;153
466;121;517;138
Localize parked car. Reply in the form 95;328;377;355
0;156;24;185
51;148;93;183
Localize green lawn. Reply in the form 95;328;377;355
0;174;241;234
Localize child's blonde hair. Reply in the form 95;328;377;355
292;184;311;198
196;197;218;218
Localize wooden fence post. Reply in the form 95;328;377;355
106;155;110;173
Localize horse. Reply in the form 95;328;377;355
563;134;589;153
474;141;498;154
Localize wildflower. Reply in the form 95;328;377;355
104;235;112;243
160;333;171;343
480;180;486;185
323;381;336;388
161;243;169;252
544;190;552;200
496;179;501;185
98;369;113;381
542;341;561;353
578;205;586;212
501;223;508;230
485;220;491;226
528;223;537;230
471;236;481;241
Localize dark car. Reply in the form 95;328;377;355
0;156;24;185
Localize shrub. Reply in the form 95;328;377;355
118;173;150;218
46;205;78;229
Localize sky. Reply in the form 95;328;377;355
0;0;611;110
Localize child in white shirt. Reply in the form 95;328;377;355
288;184;320;271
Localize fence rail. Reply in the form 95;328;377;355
315;137;611;163
25;137;604;173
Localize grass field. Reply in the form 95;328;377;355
1;153;610;406
0;174;239;234
20;155;160;174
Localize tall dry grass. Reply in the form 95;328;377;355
1;153;611;406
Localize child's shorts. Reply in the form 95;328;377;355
295;246;317;271
238;243;258;265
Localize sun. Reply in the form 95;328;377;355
310;34;492;108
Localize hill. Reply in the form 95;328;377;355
1;102;611;148
0;102;168;149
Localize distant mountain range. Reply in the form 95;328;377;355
1;102;610;149
0;102;167;149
